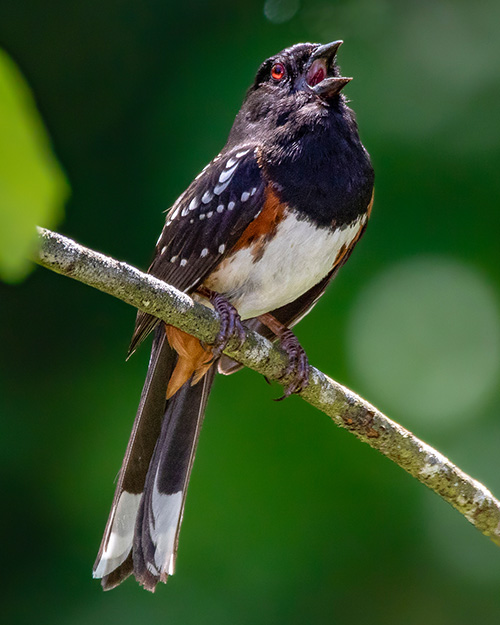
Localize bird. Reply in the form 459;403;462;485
93;40;374;592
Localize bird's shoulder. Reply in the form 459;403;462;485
150;144;266;285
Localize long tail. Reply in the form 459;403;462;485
93;326;216;591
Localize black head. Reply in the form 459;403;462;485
251;41;351;103
226;41;373;228
228;42;353;145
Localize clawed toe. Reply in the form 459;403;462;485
208;291;246;358
274;329;310;400
256;313;310;400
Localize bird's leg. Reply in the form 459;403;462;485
257;313;310;399
197;286;246;358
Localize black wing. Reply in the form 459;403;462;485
130;145;266;354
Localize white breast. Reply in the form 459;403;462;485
206;211;366;320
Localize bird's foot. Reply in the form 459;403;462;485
275;328;309;400
258;313;310;399
198;287;246;358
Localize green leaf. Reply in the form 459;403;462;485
0;49;69;283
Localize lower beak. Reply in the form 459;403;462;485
307;40;352;100
313;76;352;100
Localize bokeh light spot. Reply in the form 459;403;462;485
347;256;500;429
264;0;300;24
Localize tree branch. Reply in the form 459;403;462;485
34;226;500;547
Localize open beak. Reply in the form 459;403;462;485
306;40;352;101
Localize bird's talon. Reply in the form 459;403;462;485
237;325;247;349
208;291;245;357
274;328;310;398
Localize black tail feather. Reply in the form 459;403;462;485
94;324;216;591
133;366;216;591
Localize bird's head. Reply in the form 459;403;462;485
229;41;353;142
251;41;351;103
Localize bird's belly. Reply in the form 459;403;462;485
205;210;366;320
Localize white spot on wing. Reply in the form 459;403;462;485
93;492;142;578
226;156;237;168
236;149;250;158
202;190;213;204
251;187;257;196
169;206;180;221
161;246;167;254
219;163;238;184
189;197;199;211
180;259;188;267
201;248;209;257
170;255;178;263
181;206;190;217
218;244;226;254
214;179;230;195
217;204;224;213
228;201;235;210
241;191;250;202
207;211;213;218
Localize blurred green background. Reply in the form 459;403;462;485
1;0;500;623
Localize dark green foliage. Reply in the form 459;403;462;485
1;1;500;622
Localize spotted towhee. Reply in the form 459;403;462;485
93;41;374;591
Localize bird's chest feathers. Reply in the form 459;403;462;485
262;111;374;227
205;209;366;319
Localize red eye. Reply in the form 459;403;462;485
271;62;286;81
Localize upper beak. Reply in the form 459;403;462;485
307;40;352;100
309;40;344;65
